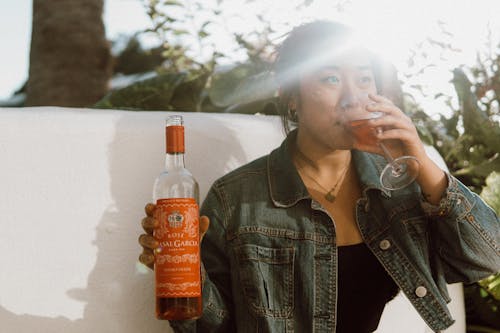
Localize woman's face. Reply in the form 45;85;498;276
295;49;378;150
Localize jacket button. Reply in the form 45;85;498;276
415;286;427;298
379;239;391;250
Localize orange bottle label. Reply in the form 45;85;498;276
154;198;201;298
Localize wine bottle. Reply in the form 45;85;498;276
153;115;202;320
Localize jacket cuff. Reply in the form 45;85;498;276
420;172;466;217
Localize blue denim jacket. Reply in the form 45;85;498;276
171;131;500;333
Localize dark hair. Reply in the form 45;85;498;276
272;20;404;134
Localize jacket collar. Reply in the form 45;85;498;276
351;149;393;199
268;130;391;207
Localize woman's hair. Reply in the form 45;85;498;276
272;20;404;134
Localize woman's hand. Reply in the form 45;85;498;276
355;93;427;161
361;94;447;203
138;203;210;270
138;203;159;270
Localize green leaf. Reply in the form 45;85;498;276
452;69;500;153
453;154;500;178
163;0;183;6
198;30;209;39
480;171;500;215
478;273;500;301
172;29;189;36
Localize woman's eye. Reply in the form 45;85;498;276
359;76;373;85
321;76;340;85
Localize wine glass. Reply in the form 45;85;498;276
344;110;420;190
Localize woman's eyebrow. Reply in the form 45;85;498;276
317;65;372;71
317;65;340;71
357;65;372;71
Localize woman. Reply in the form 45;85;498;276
139;21;500;332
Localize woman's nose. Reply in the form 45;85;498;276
340;96;360;109
340;88;368;110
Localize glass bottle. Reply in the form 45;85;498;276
153;115;202;320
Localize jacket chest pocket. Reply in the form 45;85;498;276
234;244;294;318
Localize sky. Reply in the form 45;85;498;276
1;0;500;115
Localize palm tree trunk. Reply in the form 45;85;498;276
26;0;112;107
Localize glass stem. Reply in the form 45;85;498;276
379;142;405;175
375;127;395;163
378;142;395;163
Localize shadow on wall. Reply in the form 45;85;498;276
0;112;248;333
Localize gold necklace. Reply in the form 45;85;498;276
294;147;351;203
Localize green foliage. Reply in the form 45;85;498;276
474;171;500;326
142;0;221;73
94;73;186;110
113;36;165;75
404;65;500;193
95;0;278;114
446;55;500;331
478;273;500;301
445;68;500;189
481;172;500;214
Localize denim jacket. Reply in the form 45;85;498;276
170;131;500;333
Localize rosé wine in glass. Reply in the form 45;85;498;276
345;110;420;190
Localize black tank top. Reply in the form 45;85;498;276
336;242;399;333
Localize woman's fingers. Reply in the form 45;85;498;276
139;253;155;270
139;210;209;271
365;97;415;134
145;203;156;217
376;128;415;142
370;114;414;131
357;95;425;158
139;203;210;272
142;216;158;234
368;93;394;106
139;234;159;250
366;100;406;118
139;248;155;269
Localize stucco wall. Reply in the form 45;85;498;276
0;107;464;332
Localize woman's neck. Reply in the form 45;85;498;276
294;131;352;179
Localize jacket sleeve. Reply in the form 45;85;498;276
169;183;235;332
421;173;500;284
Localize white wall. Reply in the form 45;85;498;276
0;107;464;332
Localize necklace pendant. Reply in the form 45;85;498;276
324;192;336;203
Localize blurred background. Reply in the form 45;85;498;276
0;1;498;331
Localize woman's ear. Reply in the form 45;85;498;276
288;94;297;111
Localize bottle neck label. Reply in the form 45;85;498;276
166;125;185;153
